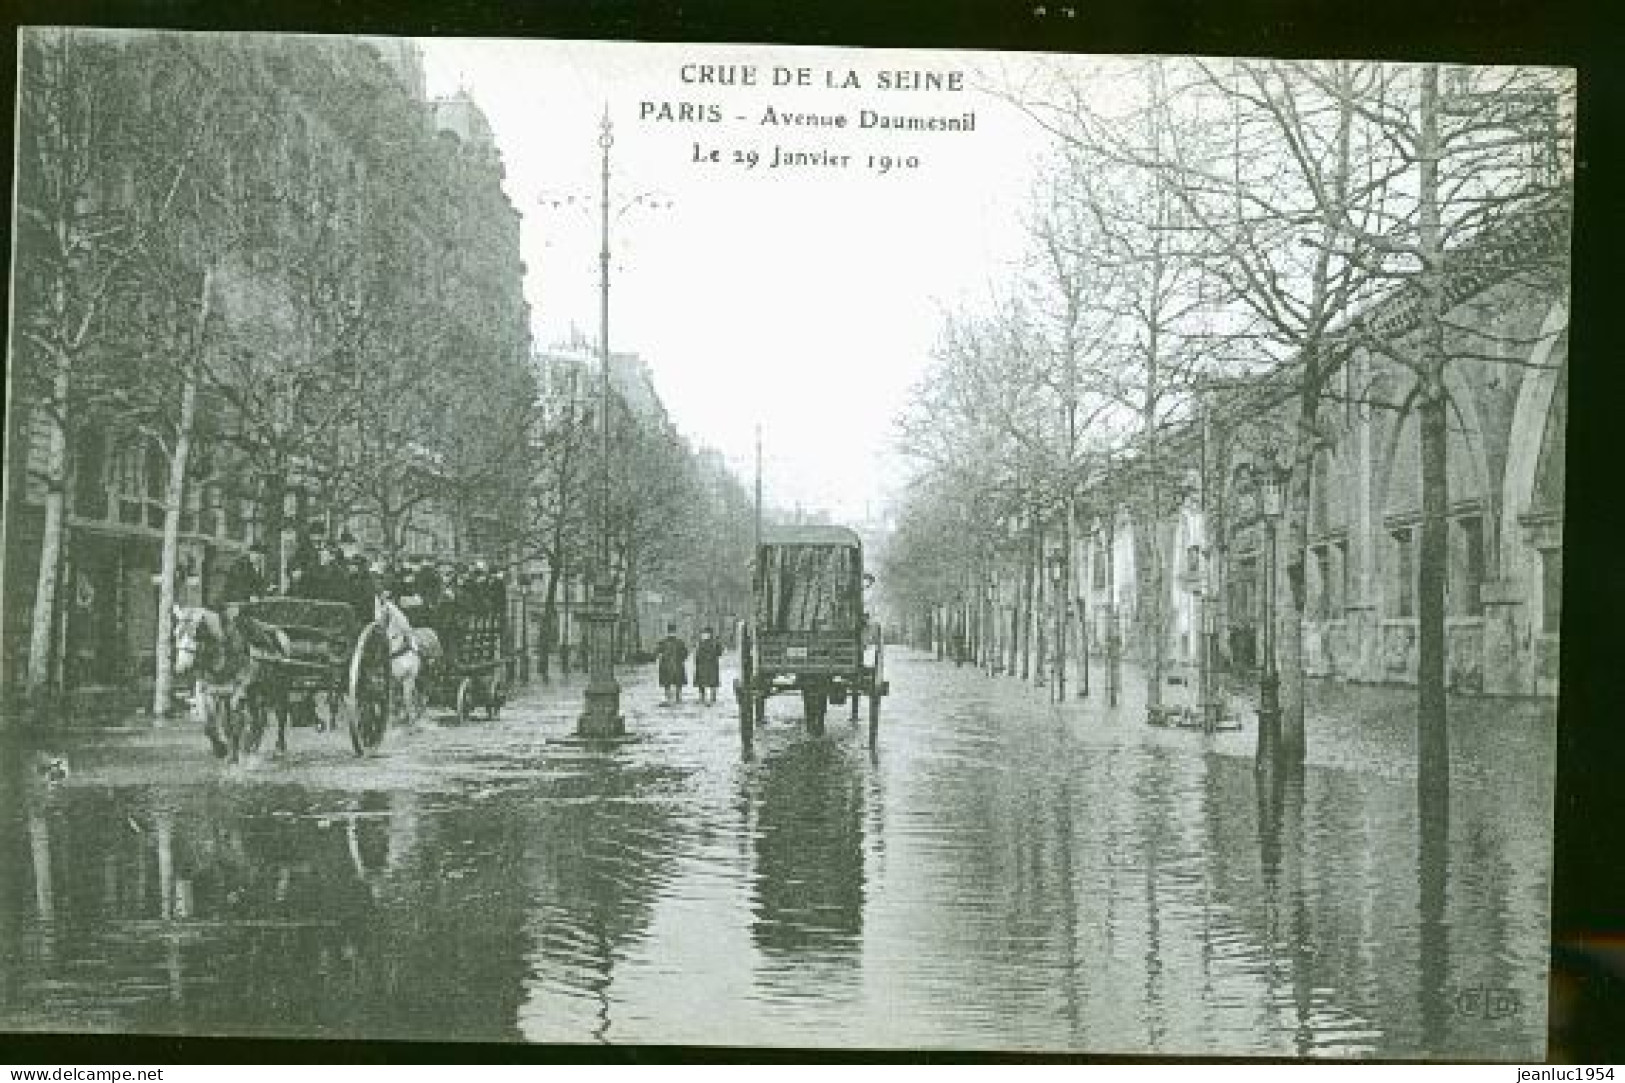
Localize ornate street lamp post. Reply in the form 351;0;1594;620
537;114;670;737
579;110;624;737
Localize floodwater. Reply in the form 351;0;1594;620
0;651;1553;1056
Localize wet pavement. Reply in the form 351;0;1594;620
0;650;1553;1056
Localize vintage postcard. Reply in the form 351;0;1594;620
2;28;1573;1058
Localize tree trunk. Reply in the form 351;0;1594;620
539;561;562;681
1137;507;1164;714
1057;503;1071;701
152;267;213;720
152;382;198;720
1278;393;1315;764
1417;386;1450;800
1416;64;1451;816
1105;503;1120;708
262;472;286;589
1021;515;1036;681
25;371;69;706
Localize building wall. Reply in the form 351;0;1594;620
1079;277;1568;699
4;32;530;704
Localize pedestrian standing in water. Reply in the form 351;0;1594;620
693;626;724;706
655;622;688;706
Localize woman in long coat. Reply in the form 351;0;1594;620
655;623;688;706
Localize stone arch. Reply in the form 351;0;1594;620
1371;366;1496;524
1499;300;1569;563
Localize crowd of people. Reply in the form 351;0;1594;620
222;523;508;632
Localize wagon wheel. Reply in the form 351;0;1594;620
348;624;392;757
456;677;474;726
486;667;505;720
243;704;268;755
802;686;827;737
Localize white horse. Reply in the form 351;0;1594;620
376;595;441;725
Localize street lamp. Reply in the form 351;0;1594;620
1254;445;1287;764
537;112;671;739
580;110;625;737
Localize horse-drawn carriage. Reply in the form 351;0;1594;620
408;597;511;725
172;595;396;763
734;525;888;746
239;596;396;757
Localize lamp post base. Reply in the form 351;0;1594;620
576;580;624;739
579;677;624;738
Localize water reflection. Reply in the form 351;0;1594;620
746;738;866;959
0;655;1554;1055
0;773;527;1041
518;756;689;1044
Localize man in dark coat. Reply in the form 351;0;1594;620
417;559;445;611
347;556;379;625
655;623;688;707
222;543;268;608
693;626;724;706
308;543;345;604
288;535;320;598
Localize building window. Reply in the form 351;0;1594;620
1334;538;1349;616
73;428;109;520
1453;515;1486;617
1312;451;1331;534
1391;527;1415;618
200;482;221;537
1232;555;1258;624
225;489;246;541
1541;547;1562;634
1313;544;1333;620
114;441;150;526
180;478;200;535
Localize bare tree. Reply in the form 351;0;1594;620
12;30;147;708
1264;62;1572;799
1014;61;1234;721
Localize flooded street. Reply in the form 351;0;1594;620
0;650;1552;1056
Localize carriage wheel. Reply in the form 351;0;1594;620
486;669;504;720
348;624;392;757
456;677;474;726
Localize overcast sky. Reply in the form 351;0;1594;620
417;38;1053;524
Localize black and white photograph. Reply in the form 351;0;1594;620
1;25;1577;1059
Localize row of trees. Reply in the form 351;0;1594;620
887;58;1571;788
11;29;535;716
514;356;754;672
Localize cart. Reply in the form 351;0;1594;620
734;525;888;747
417;607;510;725
237;596;395;757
